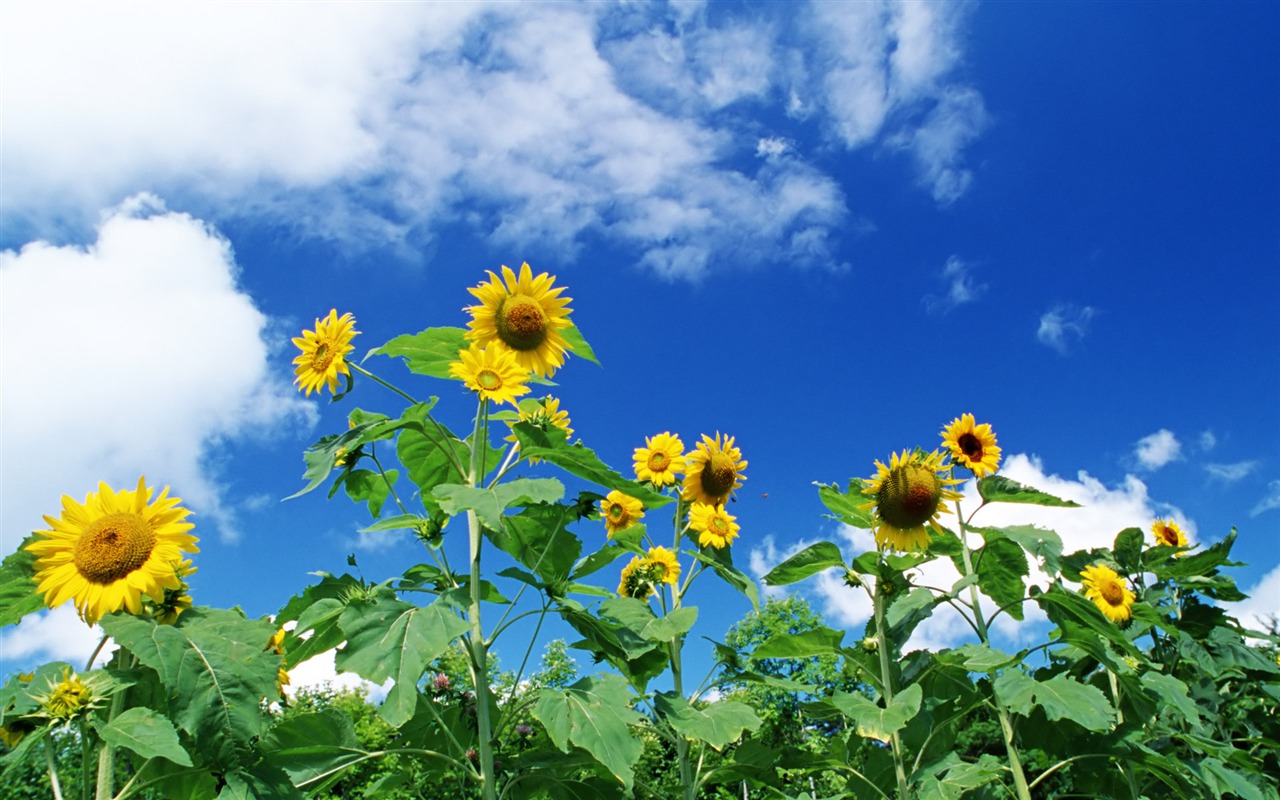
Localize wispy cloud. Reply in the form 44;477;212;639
1251;480;1280;518
924;255;986;314
1037;304;1096;354
1205;460;1259;483
1198;430;1218;451
1134;429;1183;471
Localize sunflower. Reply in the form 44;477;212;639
617;557;654;599
633;432;687;487
688;503;740;549
26;478;200;625
1080;563;1136;624
646;546;681;587
600;491;644;537
941;414;1002;477
505;396;573;464
860;450;961;553
32;668;107;723
682;433;747;506
465;262;574;378
152;559;196;625
449;343;532;406
292;309;359;396
267;628;290;695
1150;518;1188;552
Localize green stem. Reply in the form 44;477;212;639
349;362;418;404
465;403;498;800
46;740;66;800
871;561;912;800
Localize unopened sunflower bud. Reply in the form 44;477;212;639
842;569;862;589
861;636;879;652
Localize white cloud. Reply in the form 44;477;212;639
1037;304;1096;354
1198;430;1218;451
1227;563;1280;632
0;195;313;550
285;648;392;704
924;255;986;314
0;606;115;675
1134;429;1183;471
1204;460;1259;483
1251;480;1280;518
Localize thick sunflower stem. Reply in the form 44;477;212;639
465;405;498;800
872;567;912;800
95;685;126;800
956;508;1033;800
45;740;66;800
667;585;696;800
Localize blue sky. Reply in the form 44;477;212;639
2;1;1278;689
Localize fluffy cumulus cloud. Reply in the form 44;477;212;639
1133;429;1183;470
2;1;987;280
750;454;1191;651
1227;563;1280;631
0;194;313;552
1037;303;1096;354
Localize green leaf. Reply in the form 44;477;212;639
977;475;1081;507
830;683;923;743
994;525;1064;576
492;503;583;587
970;532;1029;621
432;478;565;532
762;541;845;586
1035;583;1144;661
336;596;470;727
994;671;1114;732
532;674;645;791
653;692;762;750
513;425;671;508
216;764;307;800
640;606;698;643
689;546;759;611
368;326;468;379
751;627;845;660
0;537;43;627
397;425;469;514
883;587;939;651
262;709;370;790
360;514;430;534
561;323;600;365
1113;527;1144;573
1139;671;1202;730
815;480;874;528
944;643;1019;673
96;706;193;766
343;468;397;518
290;403;439;500
1154;528;1242;580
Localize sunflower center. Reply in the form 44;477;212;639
957;432;984;461
1100;579;1125;606
477;369;502;391
73;512;157;584
496;295;548;351
311;342;334;372
1158;527;1177;546
878;464;943;530
711;516;729;534
701;453;738;499
647;451;669;471
608;504;626;522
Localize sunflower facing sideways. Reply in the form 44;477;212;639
941;414;1002;477
1080;563;1136;623
633;432;687;487
292;309;359;396
1150;518;1189;551
682;433;747;507
26;478;200;625
860;449;962;553
465;262;574;379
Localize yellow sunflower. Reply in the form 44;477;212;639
617;557;654;599
860;450;961;553
688;502;740;549
1150;518;1188;552
1080;563;1136;624
32;668;106;722
292;309;359;396
633;432;687;487
152;559;196;625
941;414;1002;477
681;433;747;506
505;396;573;464
600;490;644;537
465;262;574;379
26;478;200;625
646;546;681;587
449;343;532;406
267;628;290;695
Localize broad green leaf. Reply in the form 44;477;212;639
883;588;939;651
361;514;431;533
762;541;845;586
432;478;564;532
0;537;43;627
532;674;645;791
1140;671;1202;730
944;643;1019;673
640;606;698;643
1153;528;1241;580
368;326;468;379
216;764;307;800
1113;527;1144;573
689;547;759;611
970;532;1029;621
1194;757;1268;800
977;475;1081;507
652;692;762;750
289;598;347;666
917;754;1006;800
336;596;470;727
262;709;370;790
992;525;1064;576
830;683;923;742
815;480;874;528
570;542;634;581
398;427;469;513
994;671;1114;732
561;323;600;365
343;468;397;518
1034;583;1144;660
492;503;583;586
751;627;845;660
101;609;279;766
96;706;193;766
513;425;671;508
290;404;439;499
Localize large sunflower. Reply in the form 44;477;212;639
292;309;359;396
600;491;644;537
465;263;573;379
26;478;199;625
1080;563;1136;623
633;432;687;487
1150;518;1188;551
688;502;740;549
449;344;532;406
860;450;961;553
681;433;747;506
941;414;1002;477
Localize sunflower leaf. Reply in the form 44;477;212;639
532;674;645;792
514;424;671;508
0;537;43;628
830;683;923;743
368;326;468;379
815;481;875;528
762;541;845;586
96;707;193;767
994;671;1114;732
562;323;600;365
976;476;1081;508
652;692;761;750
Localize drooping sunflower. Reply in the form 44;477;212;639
688;502;740;550
465;262;573;379
646;546;681;587
617;556;654;599
1080;563;1136;624
600;491;644;537
681;433;747;506
505;396;573;464
152;559;196;625
292;309;359;396
860;450;961;553
941;414;1002;477
1150;518;1189;551
449;343;532;406
26;478;200;625
633;432;687;487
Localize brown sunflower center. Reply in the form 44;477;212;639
477;369;502;391
1100;579;1125;606
647;451;669;471
1157;527;1177;546
311;342;334;372
878;464;943;530
957;432;984;461
73;513;157;584
496;295;549;351
700;452;738;500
